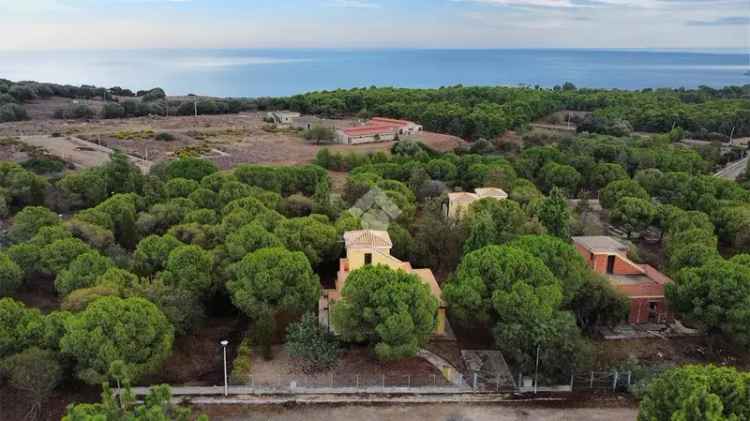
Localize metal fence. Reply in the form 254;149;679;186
230;373;465;390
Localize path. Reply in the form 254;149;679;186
16;134;153;172
715;154;749;180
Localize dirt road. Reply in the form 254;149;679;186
198;403;637;421
15;134;152;172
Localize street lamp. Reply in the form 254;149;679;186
220;340;229;397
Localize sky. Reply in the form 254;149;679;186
0;0;748;50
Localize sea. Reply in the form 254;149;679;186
0;48;748;98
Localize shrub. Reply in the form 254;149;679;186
54;104;95;120
286;312;339;373
140;88;166;102
20;158;66;175
0;103;29;122
229;336;253;385
303;126;336;144
101;102;125;119
155;132;176;142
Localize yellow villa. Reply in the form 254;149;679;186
319;230;447;336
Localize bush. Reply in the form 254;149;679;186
303;126;336;144
140;88;166;102
229;336;253;385
155;132;176;142
101;102;125;119
21;158;66;175
0;103;29;122
286;312;339;373
54;104;95;120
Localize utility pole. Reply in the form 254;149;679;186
220;340;229;397
534;345;540;394
194;97;198;118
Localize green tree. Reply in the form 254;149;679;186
103;150;144;195
590;163;628;191
286;312;340;372
55;251;114;296
509;235;588;305
62;381;202;421
599;179;650;210
132;234;184;276
60;296;174;384
638;365;750;421
667;258;750;344
467;198;529;244
1;347;62;420
463;211;497;254
39;237;92;276
610;197;657;238
0;252;23;296
537;187;571;239
539;162;581;196
0;298;44;358
225;223;283;261
303;125;336;144
274;216;338;267
227;247;320;357
9;206;60;243
159;157;218;182
159;245;214;296
331;265;438;361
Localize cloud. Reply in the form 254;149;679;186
686;16;750;26
326;0;381;8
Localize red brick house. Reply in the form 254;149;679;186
572;236;674;325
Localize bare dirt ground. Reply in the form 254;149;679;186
196;402;637;421
591;336;750;371
0;111;466;169
247;345;449;388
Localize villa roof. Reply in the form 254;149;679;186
343;230;393;249
572;236;629;254
340;124;398;136
370;117;415;127
448;191;479;202
475;187;508;199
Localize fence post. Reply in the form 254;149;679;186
590;372;594;389
433;374;436;386
627;371;632;388
356;375;359;389
473;373;478;390
496;372;500;392
330;373;333;388
570;372;575;391
382;374;385;388
612;371;619;392
407;375;411;388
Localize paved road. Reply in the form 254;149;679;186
16;135;152;173
715;155;749;180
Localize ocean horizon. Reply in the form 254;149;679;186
1;48;748;98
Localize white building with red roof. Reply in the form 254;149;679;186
335;117;423;144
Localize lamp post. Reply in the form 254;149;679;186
220;340;229;397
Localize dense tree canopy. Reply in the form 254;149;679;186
638;365;750;421
60;296;174;384
331;265;438;361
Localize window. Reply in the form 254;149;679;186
364;253;372;265
606;255;615;274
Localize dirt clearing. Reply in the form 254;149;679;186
197;402;637;421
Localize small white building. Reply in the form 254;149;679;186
445;187;508;219
267;111;301;126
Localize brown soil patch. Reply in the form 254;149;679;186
247;345;449;388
